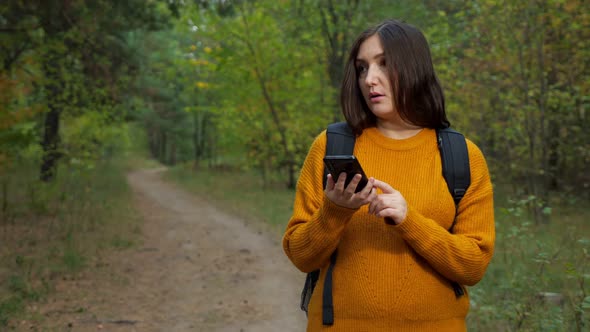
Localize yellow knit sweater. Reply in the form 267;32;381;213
283;127;495;332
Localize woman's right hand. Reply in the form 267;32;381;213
325;173;376;209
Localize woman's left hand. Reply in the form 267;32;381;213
368;179;408;225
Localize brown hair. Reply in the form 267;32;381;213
341;19;450;135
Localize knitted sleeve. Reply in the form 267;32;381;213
394;139;495;286
282;132;358;273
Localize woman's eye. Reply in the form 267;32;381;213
357;65;367;73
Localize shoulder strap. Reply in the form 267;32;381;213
301;123;355;320
321;122;354;325
436;127;470;298
323;122;356;189
322;251;338;325
437;128;471;213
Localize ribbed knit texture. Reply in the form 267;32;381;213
283;127;495;332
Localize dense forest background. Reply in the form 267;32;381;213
1;0;589;330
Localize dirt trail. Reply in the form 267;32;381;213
32;168;307;331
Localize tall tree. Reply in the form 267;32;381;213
1;0;172;181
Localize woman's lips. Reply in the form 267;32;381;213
370;94;385;102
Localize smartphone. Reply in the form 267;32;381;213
323;155;369;193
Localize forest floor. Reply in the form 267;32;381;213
22;168;306;331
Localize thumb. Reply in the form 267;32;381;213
373;179;396;194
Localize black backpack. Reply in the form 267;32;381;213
300;122;471;325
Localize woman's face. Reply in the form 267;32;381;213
356;34;396;121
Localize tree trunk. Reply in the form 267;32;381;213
160;131;167;164
193;111;209;164
1;179;7;221
40;50;62;182
547;121;559;190
40;108;61;181
148;126;157;158
169;140;176;165
319;0;359;122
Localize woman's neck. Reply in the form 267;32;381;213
376;120;423;140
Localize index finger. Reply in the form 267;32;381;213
372;179;396;194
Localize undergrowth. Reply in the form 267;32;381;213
0;158;142;328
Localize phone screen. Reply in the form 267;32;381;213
323;155;369;193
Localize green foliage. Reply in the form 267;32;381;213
130;24;200;166
467;193;590;331
61;112;133;167
432;0;590;218
177;0;432;187
0;0;175;181
192;0;333;182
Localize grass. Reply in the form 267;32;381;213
166;163;590;331
0;157;143;328
166;163;296;235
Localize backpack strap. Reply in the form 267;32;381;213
323;122;356;189
436;127;471;297
322;251;338;325
300;270;319;313
436;127;471;231
301;122;355;322
321;122;354;325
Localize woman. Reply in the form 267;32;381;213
282;19;495;331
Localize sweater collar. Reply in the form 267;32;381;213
362;126;436;151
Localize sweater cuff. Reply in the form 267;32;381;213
392;207;426;242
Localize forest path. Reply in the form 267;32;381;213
33;168;306;332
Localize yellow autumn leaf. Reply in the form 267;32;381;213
195;81;209;89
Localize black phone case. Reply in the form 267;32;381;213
323;155;369;193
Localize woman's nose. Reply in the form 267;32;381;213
364;66;378;86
